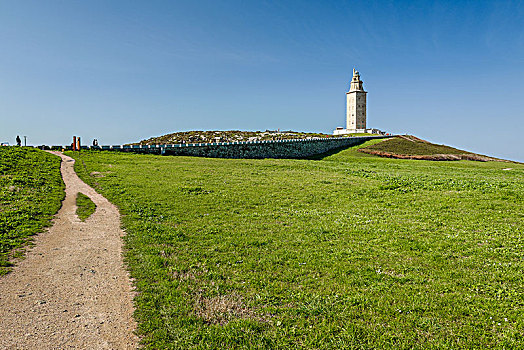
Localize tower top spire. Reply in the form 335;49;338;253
349;68;364;92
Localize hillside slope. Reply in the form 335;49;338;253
131;130;336;145
358;135;505;162
0;147;64;274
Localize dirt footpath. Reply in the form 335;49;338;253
0;152;138;349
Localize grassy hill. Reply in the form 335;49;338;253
358;135;504;161
68;142;523;349
131;130;340;145
0;147;64;274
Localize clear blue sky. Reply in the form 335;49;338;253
1;1;523;161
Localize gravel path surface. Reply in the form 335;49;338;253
0;152;138;349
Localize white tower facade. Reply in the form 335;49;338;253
346;68;367;132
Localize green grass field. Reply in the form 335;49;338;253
68;142;524;349
76;192;96;221
0;147;64;274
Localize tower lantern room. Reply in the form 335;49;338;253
350;68;364;92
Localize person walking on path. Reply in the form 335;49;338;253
16;135;21;146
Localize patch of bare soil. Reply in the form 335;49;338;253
0;152;138;349
90;171;107;178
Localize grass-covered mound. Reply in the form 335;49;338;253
131;130;337;145
0;147;64;274
359;135;501;161
69;146;523;349
76;192;96;221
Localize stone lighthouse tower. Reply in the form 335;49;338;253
333;68;372;135
346;68;367;132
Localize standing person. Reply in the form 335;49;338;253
16;135;21;146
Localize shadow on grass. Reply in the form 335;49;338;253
306;139;369;160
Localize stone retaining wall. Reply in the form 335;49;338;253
41;136;391;159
